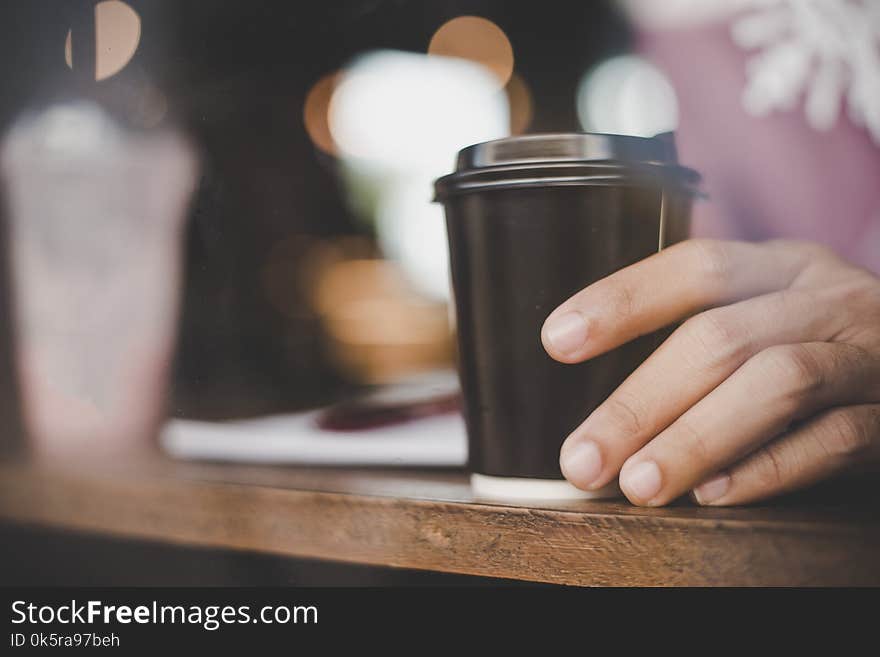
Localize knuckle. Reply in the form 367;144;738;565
775;239;835;264
862;276;880;308
814;409;876;458
799;240;835;261
755;442;790;489
753;344;825;404
688;239;733;287
597;393;645;438
834;282;880;357
768;239;836;287
682;309;751;368
840;275;880;319
674;416;713;466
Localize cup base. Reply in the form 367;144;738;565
470;473;621;502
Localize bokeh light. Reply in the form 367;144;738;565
315;259;411;318
576;55;679;137
328;50;509;303
329;51;510;303
263;235;380;321
95;1;140;80
328;50;508;171
64;0;141;81
313;259;453;383
376;181;450;301
505;73;533;135
428;16;514;88
303;72;341;155
64;30;73;69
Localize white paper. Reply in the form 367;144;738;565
160;409;468;467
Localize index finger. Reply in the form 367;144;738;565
540;238;819;364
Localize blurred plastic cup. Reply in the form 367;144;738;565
0;102;198;460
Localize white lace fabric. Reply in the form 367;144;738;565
622;0;880;145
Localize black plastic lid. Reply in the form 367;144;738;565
456;132;680;169
435;132;700;200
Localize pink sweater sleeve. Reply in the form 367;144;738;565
635;21;880;273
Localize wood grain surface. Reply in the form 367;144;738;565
0;454;878;586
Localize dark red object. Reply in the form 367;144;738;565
315;390;461;432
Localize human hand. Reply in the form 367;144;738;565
541;239;880;506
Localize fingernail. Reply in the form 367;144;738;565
560;441;603;489
543;311;589;356
692;473;730;505
621;461;662;502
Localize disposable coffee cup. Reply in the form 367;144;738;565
434;132;699;501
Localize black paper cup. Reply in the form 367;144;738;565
435;132;699;501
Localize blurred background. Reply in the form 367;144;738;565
0;0;666;444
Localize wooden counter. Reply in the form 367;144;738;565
0;455;878;586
